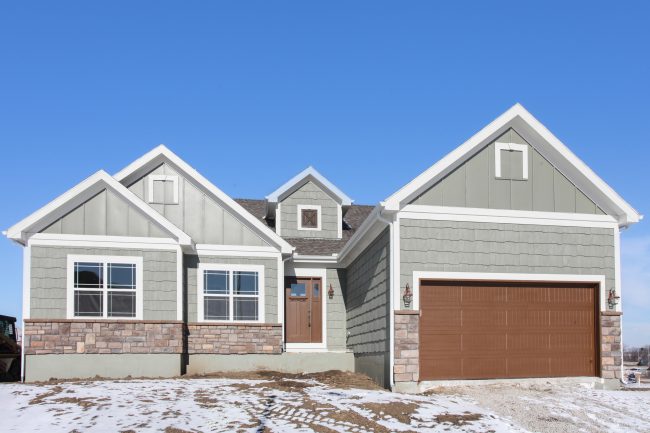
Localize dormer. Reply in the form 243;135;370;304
266;167;353;240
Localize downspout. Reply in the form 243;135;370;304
377;212;395;390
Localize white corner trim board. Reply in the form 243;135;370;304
196;263;265;324
410;271;608;312
66;254;144;320
495;142;528;179
400;204;619;228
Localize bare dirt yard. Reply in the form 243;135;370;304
0;371;648;432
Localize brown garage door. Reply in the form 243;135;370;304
419;280;599;380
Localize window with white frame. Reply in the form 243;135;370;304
198;264;264;322
148;175;179;204
68;255;143;319
297;204;321;231
495;142;529;180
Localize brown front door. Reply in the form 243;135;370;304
285;277;322;343
419;280;599;381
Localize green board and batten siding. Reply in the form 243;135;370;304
279;181;340;239
411;128;604;214
399;219;615;309
41;189;168;238
344;228;391;386
30;245;178;320
127;162;269;246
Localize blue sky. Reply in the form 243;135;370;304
1;2;648;345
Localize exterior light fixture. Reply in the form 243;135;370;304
403;283;413;308
607;288;620;310
328;284;335;299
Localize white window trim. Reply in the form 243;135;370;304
410;271;608;312
148;175;179;204
284;267;327;351
297;204;322;231
197;263;265;323
66;254;144;320
495;142;528;180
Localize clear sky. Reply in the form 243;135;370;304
1;2;648;345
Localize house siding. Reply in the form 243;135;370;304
185;254;279;323
30;245;178;320
326;268;347;351
127;162;269;246
279;181;340;239
399;219;615;308
40;188;168;238
411;128;604;214
344;228;391;387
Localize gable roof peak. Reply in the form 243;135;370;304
266;166;353;206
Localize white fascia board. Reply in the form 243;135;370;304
265;166;353;206
401;204;619;228
195;244;282;258
114;145;294;255
382;104;641;227
291;254;339;264
28;233;182;250
5;170;192;246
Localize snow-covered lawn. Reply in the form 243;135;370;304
0;372;648;433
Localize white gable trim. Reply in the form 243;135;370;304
266;166;353;206
382;103;641;227
113;145;294;255
5;170;192;246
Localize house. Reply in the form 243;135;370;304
5;104;641;390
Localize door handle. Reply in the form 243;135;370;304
308;308;311;327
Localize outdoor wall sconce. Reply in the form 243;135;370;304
328;284;335;299
608;288;620;310
403;283;413;308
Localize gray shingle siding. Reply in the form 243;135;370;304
326;268;347;351
279;181;340;239
399;219;615;308
30;246;177;320
185;254;278;323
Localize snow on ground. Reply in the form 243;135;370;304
0;374;648;433
0;375;525;433
438;382;650;433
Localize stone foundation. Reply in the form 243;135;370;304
600;311;623;380
186;323;282;354
24;319;183;355
393;310;419;384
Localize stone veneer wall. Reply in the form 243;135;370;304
600;312;623;380
187;323;282;354
393;311;419;384
24;320;183;355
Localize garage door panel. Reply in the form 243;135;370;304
508;310;550;327
462;309;507;327
419;280;598;380
463;357;507;379
462;333;507;352
507;333;549;351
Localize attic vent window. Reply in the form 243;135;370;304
148;175;179;204
297;205;321;231
495;142;528;180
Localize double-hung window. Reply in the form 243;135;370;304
198;264;264;322
67;255;143;319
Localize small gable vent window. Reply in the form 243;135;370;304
148;175;179;204
297;205;321;231
495;142;528;180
